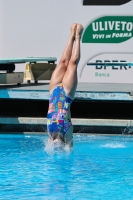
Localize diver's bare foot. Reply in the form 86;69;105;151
70;23;77;38
75;24;84;39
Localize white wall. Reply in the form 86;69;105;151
0;0;3;57
1;0;133;83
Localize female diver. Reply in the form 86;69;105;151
47;23;84;147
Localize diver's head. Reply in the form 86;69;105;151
49;132;65;144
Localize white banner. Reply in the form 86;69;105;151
80;53;133;83
1;0;133;83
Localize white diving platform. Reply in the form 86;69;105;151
0;82;133;101
0;57;57;64
0;61;133;101
0;57;57;85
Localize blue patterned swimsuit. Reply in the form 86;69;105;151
47;83;73;136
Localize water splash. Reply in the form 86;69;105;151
122;126;133;135
101;142;125;148
44;139;72;155
44;139;55;154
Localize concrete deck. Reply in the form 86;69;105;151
0;82;133;101
0;117;132;134
0;117;132;127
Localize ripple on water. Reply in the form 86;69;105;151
0;134;133;199
101;142;126;148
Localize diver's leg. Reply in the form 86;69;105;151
49;24;77;94
62;24;83;99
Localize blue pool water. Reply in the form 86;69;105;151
0;134;133;200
